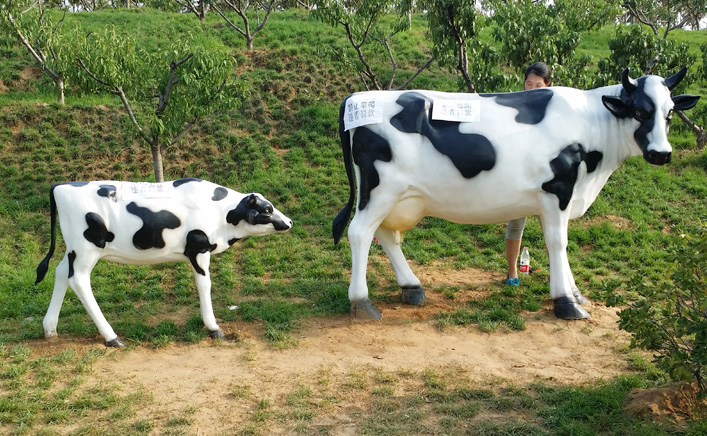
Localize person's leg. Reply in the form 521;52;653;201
506;237;522;279
505;217;527;283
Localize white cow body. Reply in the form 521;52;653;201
36;178;292;347
333;69;699;320
359;87;625;227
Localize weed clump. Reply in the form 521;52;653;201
619;220;707;401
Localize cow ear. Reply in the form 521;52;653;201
247;194;257;207
672;94;700;111
602;95;630;118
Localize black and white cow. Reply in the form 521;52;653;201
36;178;292;347
333;68;699;320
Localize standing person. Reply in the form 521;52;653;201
504;62;552;286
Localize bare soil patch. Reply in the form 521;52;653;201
26;266;669;434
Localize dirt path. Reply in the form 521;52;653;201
27;266;643;434
69;297;631;434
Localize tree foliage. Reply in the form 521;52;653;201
211;0;282;50
424;0;479;92
312;0;432;90
0;0;71;103
595;24;696;88
622;0;707;32
486;0;598;89
70;27;245;181
619;221;707;400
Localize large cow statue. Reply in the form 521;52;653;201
333;68;699;320
36;178;292;347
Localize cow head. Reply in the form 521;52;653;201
602;67;700;165
226;193;293;236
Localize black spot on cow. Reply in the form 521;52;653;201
542;143;603;210
184;230;217;275
481;89;553;124
97;185;117;201
391;92;496;179
212;187;228;201
126;202;181;250
351;127;393;211
226;194;290;230
629;78;657;153
68;251;76;279
84;212;115;248
173;178;202;188
228;238;241;246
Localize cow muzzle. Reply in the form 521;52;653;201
273;217;293;231
645;150;672;165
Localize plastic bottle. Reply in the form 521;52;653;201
519;247;530;274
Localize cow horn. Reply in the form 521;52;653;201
621;68;637;94
664;66;688;91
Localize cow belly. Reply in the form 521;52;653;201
380;197;425;231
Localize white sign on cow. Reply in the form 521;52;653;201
333;68;700;320
35;178;293;347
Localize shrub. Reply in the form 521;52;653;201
619;221;707;399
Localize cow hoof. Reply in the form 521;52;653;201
401;286;427;306
209;330;225;339
106;338;126;348
350;299;382;320
573;289;589;305
553;297;591;320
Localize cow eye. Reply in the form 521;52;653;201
633;109;645;121
263;206;273;215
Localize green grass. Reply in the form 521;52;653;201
0;7;706;346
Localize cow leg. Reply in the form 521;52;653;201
374;227;426;305
191;253;224;339
539;205;590;320
347;212;390;320
66;255;124;347
43;256;70;340
537;216;587;305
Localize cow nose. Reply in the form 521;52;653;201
646;150;671;165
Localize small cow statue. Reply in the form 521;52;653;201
36;178;292;347
333;67;699;320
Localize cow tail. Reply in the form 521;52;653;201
35;184;58;285
333;97;355;245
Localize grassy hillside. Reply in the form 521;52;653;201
0;8;706;346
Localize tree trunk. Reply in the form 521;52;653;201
675;110;706;150
458;46;474;93
199;2;209;21
246;36;254;51
56;77;65;105
151;139;164;182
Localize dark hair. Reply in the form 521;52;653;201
524;62;552;84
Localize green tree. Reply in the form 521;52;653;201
424;0;479;92
619;221;707;400
552;0;622;32
623;0;707;31
312;0;433;90
211;0;281;50
72;27;245;182
0;0;71;104
174;0;211;20
486;0;600;89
